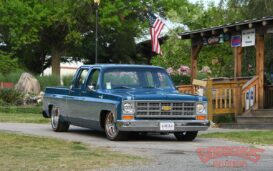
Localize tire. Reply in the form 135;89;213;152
51;106;70;132
174;131;198;141
104;112;128;141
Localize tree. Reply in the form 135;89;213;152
151;0;240;78
0;0;164;76
0;50;19;75
0;0;95;76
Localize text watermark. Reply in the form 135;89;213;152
196;146;265;168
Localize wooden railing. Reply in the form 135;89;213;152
209;78;248;117
265;85;273;108
241;76;259;111
177;85;193;94
178;77;251;120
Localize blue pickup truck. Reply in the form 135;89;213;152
42;64;209;141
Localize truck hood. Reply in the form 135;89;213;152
104;89;206;102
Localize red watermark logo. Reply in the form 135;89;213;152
197;146;265;168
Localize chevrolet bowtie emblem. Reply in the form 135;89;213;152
162;106;172;111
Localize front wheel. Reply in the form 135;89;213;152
51;106;70;132
104;112;127;141
174;131;198;141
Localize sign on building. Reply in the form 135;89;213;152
242;29;255;47
231;35;241;47
202;34;229;46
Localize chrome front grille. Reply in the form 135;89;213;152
135;101;196;118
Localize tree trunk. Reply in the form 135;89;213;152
51;48;62;77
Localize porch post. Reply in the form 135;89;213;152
256;34;265;109
233;46;243;115
234;46;243;77
191;44;202;82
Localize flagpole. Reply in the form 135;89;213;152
163;22;181;39
94;0;100;64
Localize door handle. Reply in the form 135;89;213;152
69;90;75;95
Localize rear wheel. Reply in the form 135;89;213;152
51;106;70;132
105;112;127;141
174;131;198;141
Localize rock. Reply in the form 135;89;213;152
15;73;41;95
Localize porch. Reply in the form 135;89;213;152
178;17;273;127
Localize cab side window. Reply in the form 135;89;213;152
74;69;89;89
87;69;100;90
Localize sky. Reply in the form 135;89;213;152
189;0;221;7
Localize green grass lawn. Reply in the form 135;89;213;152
0;112;49;123
199;131;273;145
0;132;143;171
0;106;49;123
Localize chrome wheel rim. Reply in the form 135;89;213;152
105;113;118;138
51;107;59;129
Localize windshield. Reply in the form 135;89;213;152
102;68;174;90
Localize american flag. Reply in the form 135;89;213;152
147;11;165;55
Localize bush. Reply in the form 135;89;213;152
0;70;24;84
0;99;7;106
0;74;5;82
170;74;191;86
4;70;23;83
62;75;74;87
197;72;210;80
0;88;24;106
37;75;61;91
213;114;235;123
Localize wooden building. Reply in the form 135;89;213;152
178;17;273;128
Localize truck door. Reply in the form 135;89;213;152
66;67;90;126
79;68;102;126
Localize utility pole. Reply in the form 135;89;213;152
94;0;100;63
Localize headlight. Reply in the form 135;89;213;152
196;103;207;114
122;101;135;115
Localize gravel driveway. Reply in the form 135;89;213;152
0;123;272;171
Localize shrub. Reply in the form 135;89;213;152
213;114;235;123
0;99;7;106
197;72;210;80
0;88;24;106
0;74;5;82
4;70;24;83
170;74;191;86
37;75;61;91
0;70;24;84
62;75;74;87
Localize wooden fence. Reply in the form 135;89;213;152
177;77;251;120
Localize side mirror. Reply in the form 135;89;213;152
87;85;95;92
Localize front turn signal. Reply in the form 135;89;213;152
122;115;134;120
196;115;206;120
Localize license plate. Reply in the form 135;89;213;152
160;122;175;131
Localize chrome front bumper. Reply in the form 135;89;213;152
116;120;210;132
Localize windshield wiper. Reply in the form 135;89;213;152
113;86;133;89
142;86;156;89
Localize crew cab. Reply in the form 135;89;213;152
42;64;209;141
